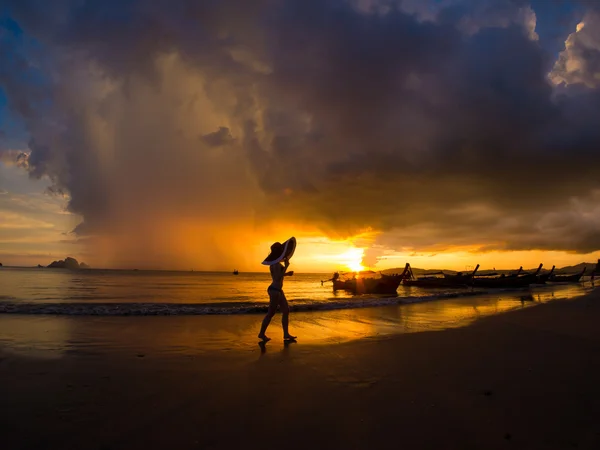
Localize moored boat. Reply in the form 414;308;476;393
549;266;585;283
538;265;555;283
472;264;543;288
325;265;409;294
403;264;480;288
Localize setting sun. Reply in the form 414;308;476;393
339;248;365;272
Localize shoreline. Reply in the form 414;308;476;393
0;284;593;356
2;288;600;449
0;281;593;315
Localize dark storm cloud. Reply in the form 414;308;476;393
2;0;600;265
202;127;236;147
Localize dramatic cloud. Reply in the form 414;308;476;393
550;11;600;87
0;149;29;168
2;0;600;269
0;186;80;265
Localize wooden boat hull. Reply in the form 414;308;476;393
402;264;479;289
472;274;540;289
549;274;584;283
402;278;468;288
333;275;403;295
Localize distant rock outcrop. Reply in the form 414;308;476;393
47;256;81;269
80;262;90;269
47;260;70;269
0;262;3;267
37;264;43;268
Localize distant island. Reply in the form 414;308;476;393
47;257;90;269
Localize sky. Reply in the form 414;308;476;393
1;0;600;273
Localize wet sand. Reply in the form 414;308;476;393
2;289;600;449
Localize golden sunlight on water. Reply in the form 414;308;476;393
0;284;591;359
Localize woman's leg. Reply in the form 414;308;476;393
280;294;296;339
258;292;278;341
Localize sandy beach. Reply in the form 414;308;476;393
2;289;600;450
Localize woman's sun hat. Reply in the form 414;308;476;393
262;237;296;265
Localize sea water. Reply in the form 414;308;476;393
0;267;595;356
0;266;594;316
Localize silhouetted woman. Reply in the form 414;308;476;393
258;242;296;342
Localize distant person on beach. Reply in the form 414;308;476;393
258;242;296;342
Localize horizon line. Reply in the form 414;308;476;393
1;262;596;274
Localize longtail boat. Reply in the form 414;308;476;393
549;266;586;283
472;264;543;288
402;264;479;288
324;264;409;294
538;265;555;283
443;264;480;283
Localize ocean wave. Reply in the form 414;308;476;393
0;290;492;316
